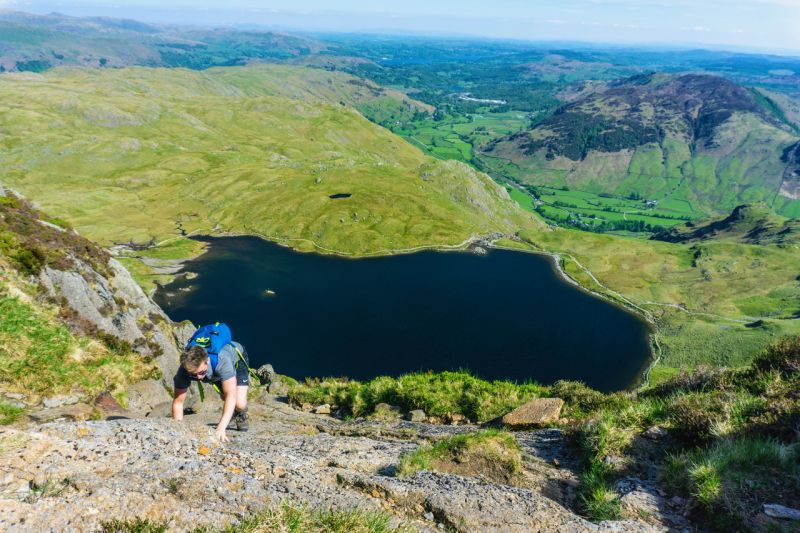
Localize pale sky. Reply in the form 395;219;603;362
4;0;800;54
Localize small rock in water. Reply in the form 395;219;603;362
764;503;800;520
406;410;427;423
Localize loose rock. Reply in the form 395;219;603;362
642;426;668;440
313;404;331;415
406;409;427;423
764;503;800;520
501;398;564;429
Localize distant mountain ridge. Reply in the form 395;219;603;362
0;9;324;72
486;72;800;218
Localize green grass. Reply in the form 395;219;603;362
567;336;800;527
663;437;800;529
0;291;159;398
516;224;800;373
288;371;548;423
1;64;797;377
397;429;523;483
229;502;413;533
0;401;24;425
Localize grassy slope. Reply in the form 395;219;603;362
292;338;800;530
514;224;800;370
0;65;537;255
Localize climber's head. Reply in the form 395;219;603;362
181;344;209;379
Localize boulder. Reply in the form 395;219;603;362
446;413;468;426
764;503;800;520
125;379;171;413
42;394;81;409
94;392;131;419
267;381;288;396
642;425;668;440
27;403;94;423
145;401;174;418
615;477;689;529
39;258;184;385
501;398;564;429
313;404;331;415
406;409;427;423
368;403;403;422
255;364;277;385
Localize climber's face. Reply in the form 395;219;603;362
188;361;209;379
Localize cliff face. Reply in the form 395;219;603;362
38;257;188;387
0;189;187;411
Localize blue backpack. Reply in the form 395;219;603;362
186;322;232;374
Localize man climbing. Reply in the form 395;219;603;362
171;323;250;442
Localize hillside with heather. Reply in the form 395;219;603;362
486;73;800;218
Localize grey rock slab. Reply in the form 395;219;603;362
764;503;800;520
43;394;81;408
1;397;667;533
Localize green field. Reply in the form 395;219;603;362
501;183;694;232
391;110;531;164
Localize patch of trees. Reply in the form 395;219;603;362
520;112;663;160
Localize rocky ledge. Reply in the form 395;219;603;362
0;395;659;532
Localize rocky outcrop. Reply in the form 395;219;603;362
0;396;658;532
39;257;185;388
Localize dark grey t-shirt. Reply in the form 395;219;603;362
173;342;243;390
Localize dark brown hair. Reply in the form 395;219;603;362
181;345;208;371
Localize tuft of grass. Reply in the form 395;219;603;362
396;429;523;484
662;436;800;528
580;463;623;521
0;401;24;425
228;501;413;533
24;477;77;504
99;518;168;533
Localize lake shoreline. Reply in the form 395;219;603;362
154;232;654;392
140;229;657;390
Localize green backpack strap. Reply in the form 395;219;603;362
196;381;205;402
233;345;260;382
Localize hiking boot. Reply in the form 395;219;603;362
233;409;249;432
